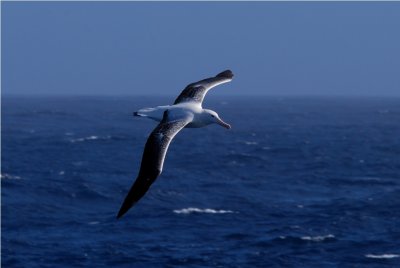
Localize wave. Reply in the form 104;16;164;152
173;208;235;214
330;177;397;187
224;152;264;162
69;135;129;143
1;173;21;180
243;141;258;145
279;234;335;242
74;183;110;200
365;254;399;259
300;234;335;242
13;110;74;117
69;135;111;143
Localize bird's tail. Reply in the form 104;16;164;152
133;107;156;117
133;106;167;122
133;111;147;117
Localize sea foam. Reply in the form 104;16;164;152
300;234;335;242
173;208;235;214
1;173;21;180
70;135;111;143
365;254;399;259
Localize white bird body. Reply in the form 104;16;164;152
135;102;228;128
136;102;200;121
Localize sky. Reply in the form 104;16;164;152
2;2;400;96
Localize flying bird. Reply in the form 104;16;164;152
117;70;234;219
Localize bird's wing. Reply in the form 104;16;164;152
173;70;234;105
117;111;192;219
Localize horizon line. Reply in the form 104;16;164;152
2;93;400;98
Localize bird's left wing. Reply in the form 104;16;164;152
117;111;192;219
173;70;234;105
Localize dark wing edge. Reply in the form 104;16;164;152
173;70;234;105
117;111;191;219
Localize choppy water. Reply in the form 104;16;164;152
2;96;400;267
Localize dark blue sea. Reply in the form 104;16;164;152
2;96;400;267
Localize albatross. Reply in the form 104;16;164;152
117;70;234;219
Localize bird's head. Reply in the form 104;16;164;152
203;109;231;129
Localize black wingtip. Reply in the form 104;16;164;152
216;70;234;79
116;203;130;219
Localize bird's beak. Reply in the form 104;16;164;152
216;118;231;129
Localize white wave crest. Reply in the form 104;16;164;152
173;208;235;214
365;254;399;259
70;135;111;143
244;141;258;145
301;234;335;242
1;173;21;180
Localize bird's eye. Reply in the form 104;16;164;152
211;115;215;118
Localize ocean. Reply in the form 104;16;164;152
2;96;400;267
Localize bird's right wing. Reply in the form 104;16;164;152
117;111;192;219
173;70;234;105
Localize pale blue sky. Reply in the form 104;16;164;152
3;2;400;96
